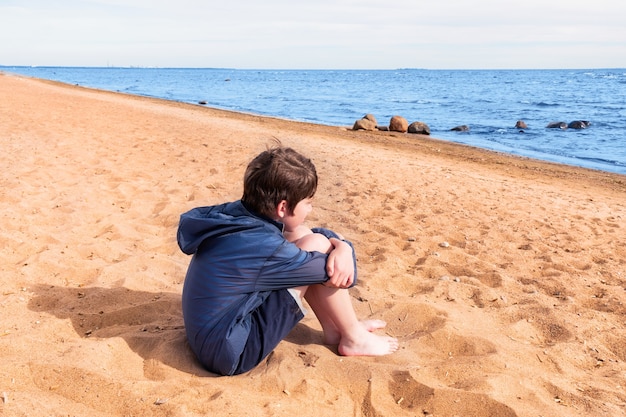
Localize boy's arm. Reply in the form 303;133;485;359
325;238;355;288
311;227;358;289
256;227;357;291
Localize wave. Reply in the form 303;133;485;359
533;102;560;107
576;155;625;168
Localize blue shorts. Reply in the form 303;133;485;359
233;288;305;374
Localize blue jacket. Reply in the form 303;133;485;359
177;200;356;375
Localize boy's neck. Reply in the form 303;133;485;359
241;200;284;231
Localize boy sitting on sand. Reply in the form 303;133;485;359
177;146;398;376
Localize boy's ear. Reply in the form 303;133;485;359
275;200;288;219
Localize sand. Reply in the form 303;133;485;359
1;73;625;417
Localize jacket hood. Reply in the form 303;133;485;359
177;201;282;255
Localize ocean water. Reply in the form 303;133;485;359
3;66;626;175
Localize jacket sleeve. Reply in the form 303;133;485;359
255;228;358;291
312;227;358;288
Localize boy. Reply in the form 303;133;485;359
177;146;398;376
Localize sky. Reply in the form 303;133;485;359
1;0;625;70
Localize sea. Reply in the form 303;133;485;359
3;66;626;175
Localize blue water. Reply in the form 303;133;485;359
3;66;626;175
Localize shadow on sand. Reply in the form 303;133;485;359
28;284;324;377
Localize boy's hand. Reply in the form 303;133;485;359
325;239;354;288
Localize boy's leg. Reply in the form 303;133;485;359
291;232;339;337
304;285;398;356
292;232;398;356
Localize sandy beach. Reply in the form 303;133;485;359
1;73;625;417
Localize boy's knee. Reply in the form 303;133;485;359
296;233;332;254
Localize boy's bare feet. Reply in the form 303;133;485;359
338;329;399;356
361;319;387;332
323;319;388;345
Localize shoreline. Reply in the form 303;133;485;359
6;71;626;186
1;73;625;416
4;70;626;179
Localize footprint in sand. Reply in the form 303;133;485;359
363;370;518;417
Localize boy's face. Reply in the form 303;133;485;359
282;198;313;232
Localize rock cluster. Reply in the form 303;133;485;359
520;120;591;131
545;120;591;129
352;115;592;136
352;114;430;135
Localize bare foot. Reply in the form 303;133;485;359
362;319;386;332
323;319;387;345
338;330;399;356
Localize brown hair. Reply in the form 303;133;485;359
242;146;318;218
